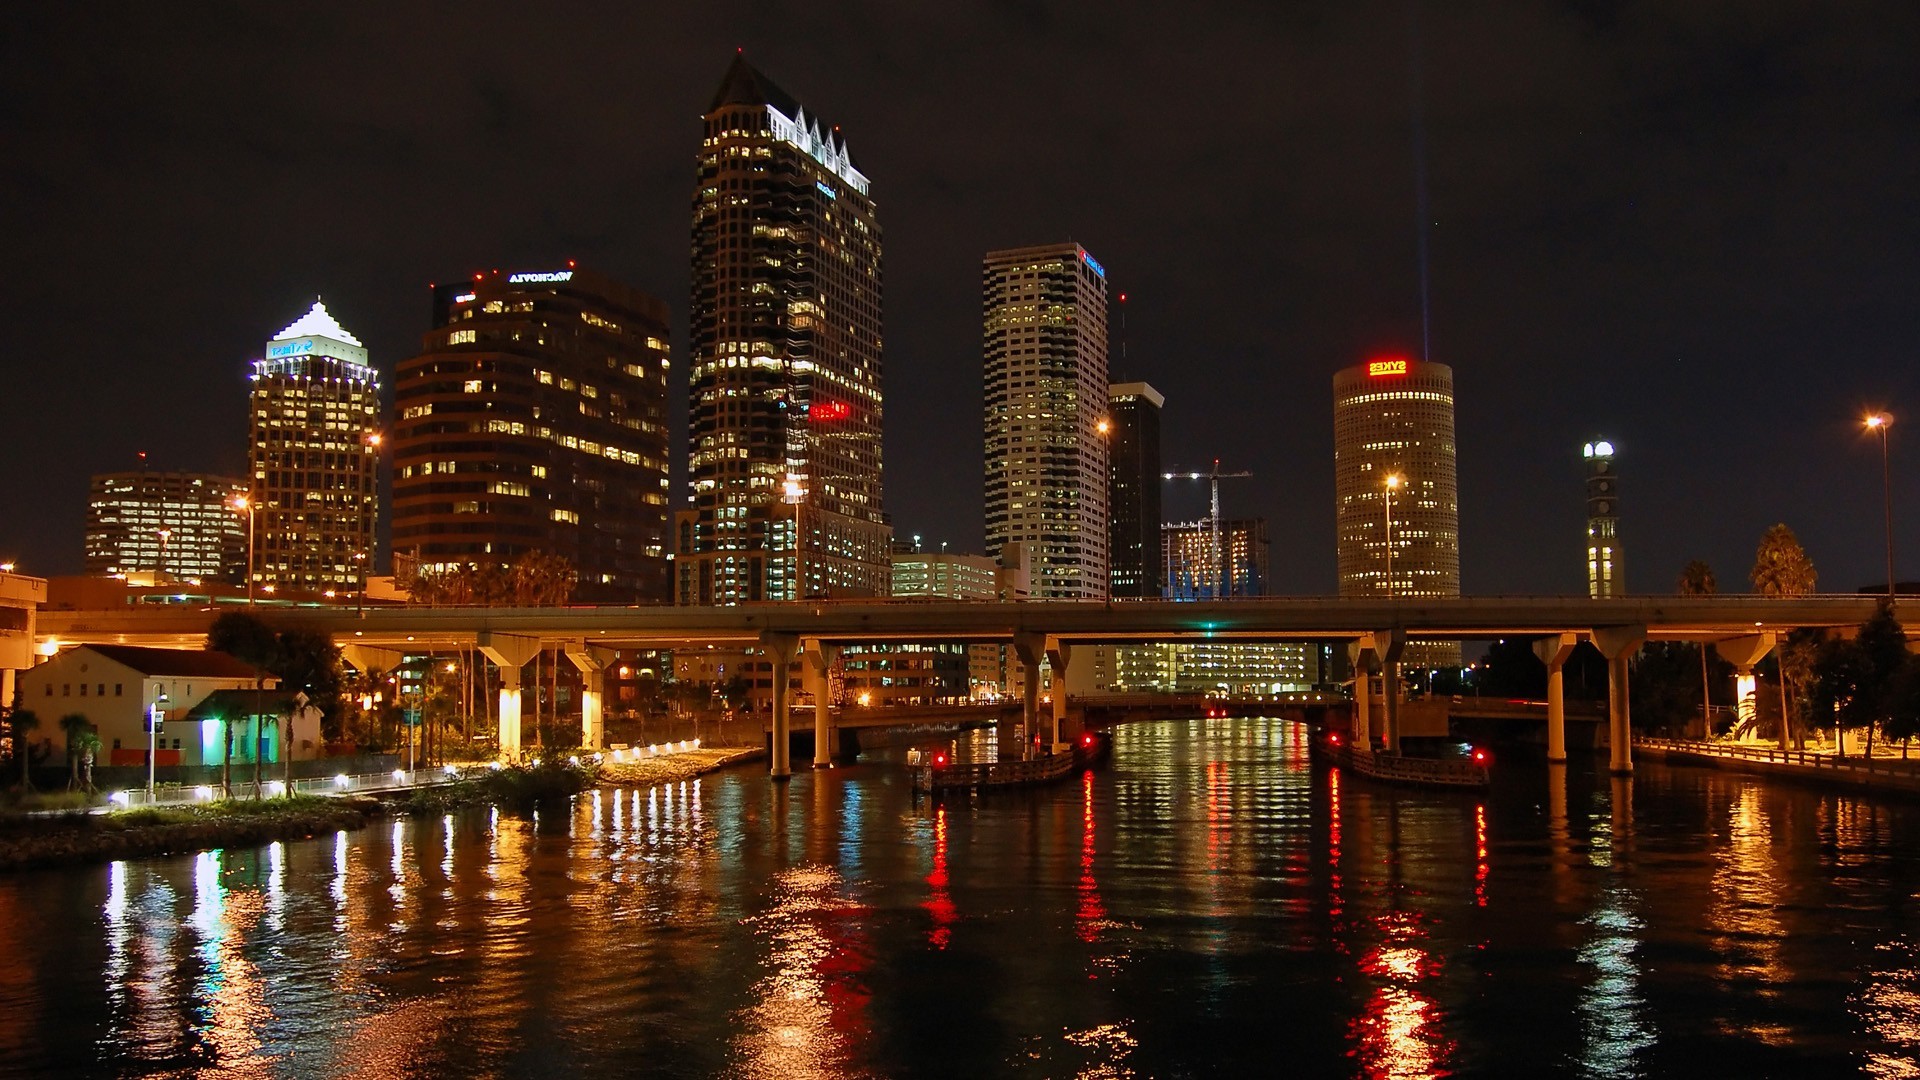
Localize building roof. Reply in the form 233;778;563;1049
186;688;310;720
709;53;802;117
272;301;363;347
76;644;271;681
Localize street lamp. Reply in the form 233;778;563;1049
782;472;807;600
147;687;169;796
233;494;256;605
1865;413;1895;597
1383;473;1403;599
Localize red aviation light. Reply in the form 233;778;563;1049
933;752;948;768
1368;356;1410;378
1471;747;1490;765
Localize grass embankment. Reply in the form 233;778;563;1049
399;759;600;816
0;794;378;874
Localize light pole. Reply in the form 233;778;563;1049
234;494;256;605
1383;473;1403;599
783;473;807;600
1866;413;1895;597
147;687;169;797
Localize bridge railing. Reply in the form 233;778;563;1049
1635;737;1920;785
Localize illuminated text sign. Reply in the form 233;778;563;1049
267;338;316;359
1368;358;1409;377
507;271;573;284
1080;250;1107;279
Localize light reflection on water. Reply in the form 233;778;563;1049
0;717;1916;1077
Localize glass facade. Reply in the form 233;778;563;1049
85;472;247;583
1107;382;1163;598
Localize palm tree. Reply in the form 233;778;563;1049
58;713;92;790
1678;561;1718;737
1751;524;1818;747
73;731;102;794
7;708;39;793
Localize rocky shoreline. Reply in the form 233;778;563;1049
0;747;765;875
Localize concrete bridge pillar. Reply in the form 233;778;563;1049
802;639;839;767
763;633;798;781
1532;633;1579;763
1014;633;1045;760
1346;639;1376;750
1714;633;1779;747
477;632;542;762
1046;636;1072;752
563;644;617;752
1370;629;1407;753
1591;625;1646;775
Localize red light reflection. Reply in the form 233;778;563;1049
1349;912;1456;1077
925;807;955;949
1075;769;1106;946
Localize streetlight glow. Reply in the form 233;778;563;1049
1865;412;1895;597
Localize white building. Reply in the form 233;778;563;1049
22;645;305;767
983;243;1110;600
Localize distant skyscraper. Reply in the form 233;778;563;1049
86;471;246;583
983;242;1111;600
392;268;673;602
1333;356;1460;665
680;55;890;605
1107;382;1163;598
1584;439;1622;597
248;302;380;595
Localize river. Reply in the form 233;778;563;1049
2;716;1917;1077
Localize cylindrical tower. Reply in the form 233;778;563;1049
1333;356;1460;665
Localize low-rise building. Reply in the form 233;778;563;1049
23;645;280;767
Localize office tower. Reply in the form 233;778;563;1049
1584;439;1623;597
681;55;890;605
392;267;673;603
248;301;380;595
983;242;1111;599
1332;355;1460;666
1162;517;1269;600
1107;382;1163;598
85;472;247;583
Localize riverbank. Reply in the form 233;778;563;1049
0;795;381;874
1636;737;1920;798
0;748;766;875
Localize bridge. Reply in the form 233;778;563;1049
36;594;1889;779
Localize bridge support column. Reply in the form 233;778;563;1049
763;633;798;781
1014;633;1045;761
563;644;617;752
1347;640;1376;750
1592;625;1646;775
477;632;542;762
802;639;839;767
1533;633;1579;763
1369;630;1407;753
1046;637;1072;752
1714;634;1778;746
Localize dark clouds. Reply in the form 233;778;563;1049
3;1;1917;595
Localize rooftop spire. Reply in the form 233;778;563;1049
272;300;362;346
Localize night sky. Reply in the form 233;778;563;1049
4;2;1917;597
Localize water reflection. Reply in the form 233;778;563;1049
0;718;1917;1077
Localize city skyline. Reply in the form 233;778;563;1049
3;6;1916;598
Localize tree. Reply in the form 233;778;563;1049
7;708;39;792
73;730;101;794
1678;560;1718;735
1886;656;1920;756
1750;524;1817;597
1808;603;1910;755
59;713;92;790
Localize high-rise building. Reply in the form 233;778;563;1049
983;242;1111;600
248;301;380;596
1584;439;1622;597
392;268;673;603
1163;517;1269;600
1333;355;1460;666
680;55;890;605
1107;382;1163;598
85;471;247;583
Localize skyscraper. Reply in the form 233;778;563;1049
1333;356;1460;664
1584;438;1622;597
248;301;380;596
983;242;1111;600
392;268;673;602
680;55;890;605
1107;382;1163;598
86;471;247;583
1162;517;1269;600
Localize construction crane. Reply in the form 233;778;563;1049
1162;460;1253;598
